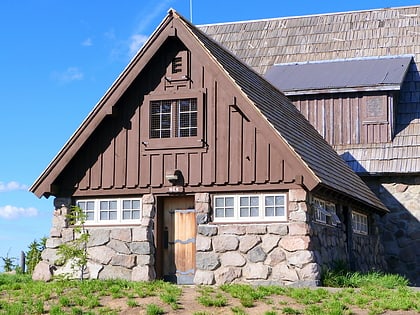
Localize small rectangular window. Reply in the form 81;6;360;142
214;196;235;218
77;200;95;221
214;193;287;222
352;211;368;235
313;198;339;226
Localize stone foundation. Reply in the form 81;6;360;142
193;188;320;286
33;194;157;281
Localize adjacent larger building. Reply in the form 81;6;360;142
31;6;419;285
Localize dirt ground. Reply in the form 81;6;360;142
102;286;420;315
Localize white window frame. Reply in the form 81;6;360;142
313;198;341;226
352;211;368;235
213;193;287;222
76;198;142;225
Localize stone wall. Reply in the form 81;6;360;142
33;194;157;282
311;222;348;270
366;176;420;286
194;188;321;286
310;204;387;275
352;223;387;273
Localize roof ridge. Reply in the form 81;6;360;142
198;5;420;27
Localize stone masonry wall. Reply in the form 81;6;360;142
311;222;348;270
367;176;420;286
352;216;387;273
33;194;157;282
194;189;321;286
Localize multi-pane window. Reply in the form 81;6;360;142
352;211;368;235
122;199;141;220
100;200;117;220
313;198;341;226
214;196;235;218
150;99;197;139
76;198;142;225
214;194;287;222
265;195;285;217
77;201;95;221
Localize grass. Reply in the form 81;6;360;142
0;272;418;314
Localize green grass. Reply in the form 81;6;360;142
0;272;418;314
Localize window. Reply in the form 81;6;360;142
352;211;368;235
76;198;142;225
150;98;197;139
213;194;286;222
313;198;341;226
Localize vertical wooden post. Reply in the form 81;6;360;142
20;251;26;273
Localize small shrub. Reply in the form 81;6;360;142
146;303;165;315
127;299;139;307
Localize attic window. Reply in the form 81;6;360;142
150;98;197;139
143;90;204;150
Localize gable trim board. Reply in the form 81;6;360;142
30;9;386;215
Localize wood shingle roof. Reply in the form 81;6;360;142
199;6;420;175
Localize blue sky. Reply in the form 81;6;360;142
0;0;418;270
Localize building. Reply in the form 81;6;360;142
32;7;417;285
199;5;420;285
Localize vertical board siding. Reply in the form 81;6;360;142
292;93;391;146
72;47;300;194
126;106;140;188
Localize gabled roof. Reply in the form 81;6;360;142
264;56;412;95
199;6;420;175
31;10;387;213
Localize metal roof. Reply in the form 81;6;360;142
264;56;412;94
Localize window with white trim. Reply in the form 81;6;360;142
213;194;286;222
313;198;341;226
76;198;142;225
352;211;368;235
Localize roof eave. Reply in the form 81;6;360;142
284;84;402;96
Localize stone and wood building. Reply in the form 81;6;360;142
31;6;419;285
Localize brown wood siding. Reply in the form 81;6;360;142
291;92;391;146
59;36;309;197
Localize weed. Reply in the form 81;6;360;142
197;291;227;307
282;306;302;314
231;305;248;314
127;298;139;307
146;303;165;315
264;311;278;315
192;312;211;315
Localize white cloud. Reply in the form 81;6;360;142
51;67;84;83
0;181;27;192
81;38;93;46
0;205;38;220
129;34;149;56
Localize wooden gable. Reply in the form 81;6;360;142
31;11;317;199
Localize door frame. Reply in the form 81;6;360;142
154;195;196;283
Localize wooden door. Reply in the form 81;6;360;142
157;196;196;284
